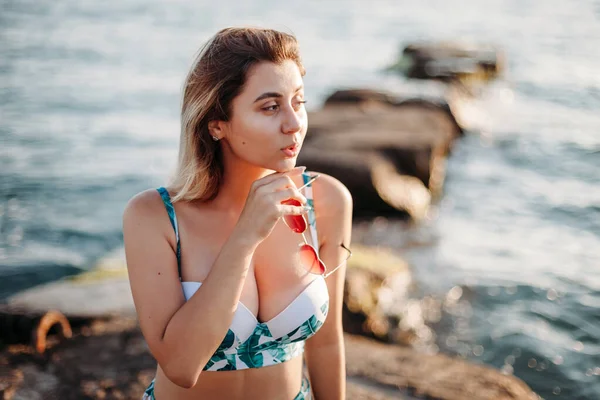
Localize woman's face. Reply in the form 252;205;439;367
216;60;307;173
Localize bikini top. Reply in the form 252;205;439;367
156;173;329;371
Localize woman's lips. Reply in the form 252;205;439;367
281;143;299;157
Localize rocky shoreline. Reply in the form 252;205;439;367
1;316;537;400
0;243;538;400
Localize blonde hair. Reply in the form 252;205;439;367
169;27;305;203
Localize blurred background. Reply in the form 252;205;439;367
1;0;599;399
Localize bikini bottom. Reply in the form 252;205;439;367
142;374;311;400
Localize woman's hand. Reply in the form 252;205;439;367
233;167;309;245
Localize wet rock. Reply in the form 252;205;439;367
343;245;414;342
301;90;462;219
345;334;538;400
386;42;505;85
323;88;400;107
300;148;434;220
5;252;135;319
0;317;537;400
347;376;418;399
7;364;59;400
0;317;155;400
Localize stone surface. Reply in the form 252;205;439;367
0;318;537;400
345;334;538;400
300;90;462;219
0;317;155;400
5;249;134;319
386;42;505;85
343;244;412;341
6;278;135;319
0;244;539;399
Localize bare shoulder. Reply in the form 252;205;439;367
309;173;353;246
122;188;176;254
123;188;165;222
311;172;353;214
122;188;176;236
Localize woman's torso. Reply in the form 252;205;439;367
153;174;323;400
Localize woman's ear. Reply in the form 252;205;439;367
208;120;225;141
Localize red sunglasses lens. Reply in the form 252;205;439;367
299;243;326;275
281;199;307;233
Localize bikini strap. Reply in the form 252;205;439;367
302;172;319;256
156;187;182;280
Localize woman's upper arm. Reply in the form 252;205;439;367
309;174;353;345
122;190;186;361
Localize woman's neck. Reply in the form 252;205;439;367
208;150;273;215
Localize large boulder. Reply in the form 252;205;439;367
345;334;538;400
5;249;134;319
343;244;415;342
301;90;462;219
386;42;505;85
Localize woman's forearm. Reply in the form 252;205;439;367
157;227;258;387
306;340;346;400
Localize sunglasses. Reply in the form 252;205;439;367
282;174;352;278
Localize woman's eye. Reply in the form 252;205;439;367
262;104;279;112
293;100;307;110
262;100;306;113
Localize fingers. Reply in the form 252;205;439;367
255;175;299;198
278;203;311;216
271;187;307;205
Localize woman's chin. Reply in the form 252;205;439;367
272;159;297;173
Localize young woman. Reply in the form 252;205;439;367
123;27;352;400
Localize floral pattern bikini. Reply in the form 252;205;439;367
143;173;327;399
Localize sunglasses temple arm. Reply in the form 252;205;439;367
323;246;352;279
323;263;344;279
298;174;320;191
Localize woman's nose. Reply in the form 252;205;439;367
281;106;303;134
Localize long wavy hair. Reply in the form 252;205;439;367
169;27;305;203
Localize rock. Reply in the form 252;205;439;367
6;277;134;319
0;317;538;400
5;249;134;319
347;375;427;399
343;244;449;351
301;148;433;220
345;334;538;400
386;41;505;85
323;88;400;107
313;91;463;150
300;90;462;219
6;364;59;400
0;317;155;400
0;251;134;350
343;245;413;342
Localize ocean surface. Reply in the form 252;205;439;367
1;1;599;398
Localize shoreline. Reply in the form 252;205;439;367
1;242;537;400
0;315;537;400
